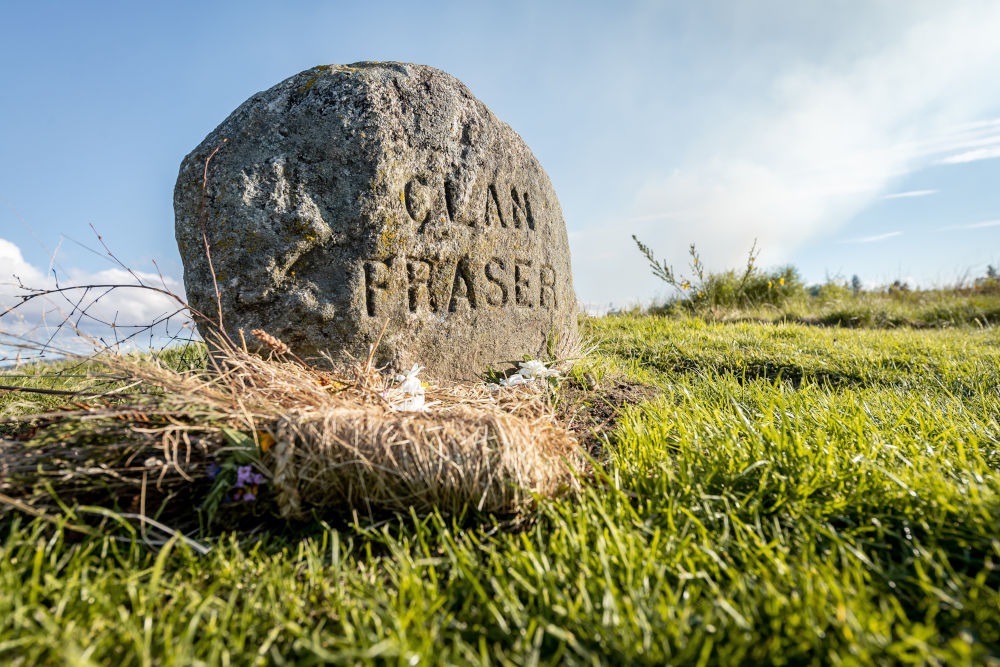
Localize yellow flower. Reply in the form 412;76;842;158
768;281;773;288
779;277;785;286
256;431;276;453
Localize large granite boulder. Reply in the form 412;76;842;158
174;62;576;380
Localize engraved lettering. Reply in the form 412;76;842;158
444;177;463;225
514;259;533;307
484;184;506;228
484;257;508;307
539;264;556;308
406;173;540;234
510;188;535;230
523;191;535;230
407;258;434;313
448;258;478;312
404;176;431;232
363;258;393;317
362;253;552;316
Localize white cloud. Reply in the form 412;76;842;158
571;3;1000;304
882;189;938;199
0;237;46;285
939;219;1000;231
939;145;1000;164
840;231;903;244
0;238;193;363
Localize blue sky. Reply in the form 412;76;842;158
2;0;1000;323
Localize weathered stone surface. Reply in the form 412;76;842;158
174;62;576;380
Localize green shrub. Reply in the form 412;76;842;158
632;236;803;311
973;265;999;294
811;280;852;304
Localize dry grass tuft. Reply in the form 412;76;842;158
250;328;290;356
1;332;586;527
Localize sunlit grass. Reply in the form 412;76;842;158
652;289;1000;328
2;316;999;663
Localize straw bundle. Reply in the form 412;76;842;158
1;334;587;525
272;403;581;519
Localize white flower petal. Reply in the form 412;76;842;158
518;359;560;379
506;373;528;386
391;394;427;412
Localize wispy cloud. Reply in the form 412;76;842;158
939;219;1000;231
939;145;1000;164
571;5;1000;304
894;124;1000;164
882;189;937;199
841;231;903;244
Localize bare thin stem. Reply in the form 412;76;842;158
0;385;107;397
89;223;147;287
199;138;228;333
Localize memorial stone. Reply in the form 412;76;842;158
174;62;577;380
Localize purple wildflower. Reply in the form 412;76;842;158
236;465;255;488
206;463;221;479
242;491;256;502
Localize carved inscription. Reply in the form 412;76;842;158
407;259;434;312
401;176;540;232
363;258;393;317
484;258;507;306
485;185;534;229
362;255;558;317
443;178;459;224
509;188;535;230
383;174;556;319
484;184;505;228
514;259;533;307
539;264;557;308
448;258;478;312
403;177;431;231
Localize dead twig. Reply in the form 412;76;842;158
198;138;228;334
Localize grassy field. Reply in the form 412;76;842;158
647;288;1000;329
2;314;1000;664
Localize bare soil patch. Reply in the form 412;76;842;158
556;377;658;460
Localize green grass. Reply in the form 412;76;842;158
3;317;1000;664
651;288;1000;329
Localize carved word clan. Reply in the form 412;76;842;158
363;255;557;317
402;177;537;232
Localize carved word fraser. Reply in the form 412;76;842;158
403;176;537;232
363;255;557;317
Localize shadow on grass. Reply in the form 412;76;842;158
618;347;868;389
